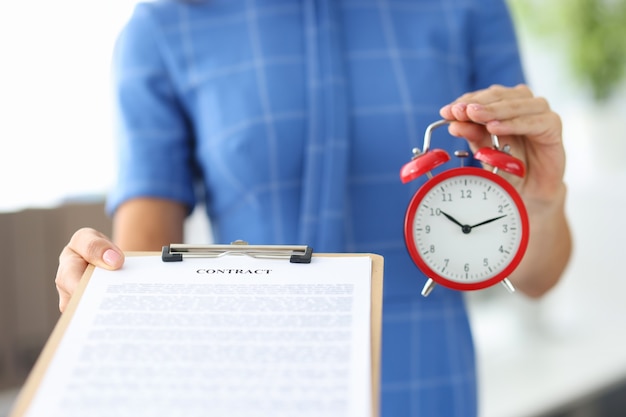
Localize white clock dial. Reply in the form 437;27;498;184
409;172;525;285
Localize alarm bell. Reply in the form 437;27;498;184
400;119;526;184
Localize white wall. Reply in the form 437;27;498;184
0;1;138;212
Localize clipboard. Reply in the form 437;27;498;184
10;244;384;417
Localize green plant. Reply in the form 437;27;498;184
508;0;626;102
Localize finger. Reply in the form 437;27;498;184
56;246;89;312
65;227;125;269
483;112;563;146
440;102;470;121
440;84;534;122
447;121;492;148
447;96;560;148
465;96;551;125
454;84;533;107
55;228;124;312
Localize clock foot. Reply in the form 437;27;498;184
421;279;436;297
501;278;516;293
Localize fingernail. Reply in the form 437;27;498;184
453;103;468;112
103;249;122;267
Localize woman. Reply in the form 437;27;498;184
56;1;571;415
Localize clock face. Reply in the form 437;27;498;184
404;167;529;291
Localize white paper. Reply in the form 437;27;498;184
23;255;372;417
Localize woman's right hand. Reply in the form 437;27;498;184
55;227;125;312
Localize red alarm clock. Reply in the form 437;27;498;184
400;120;529;297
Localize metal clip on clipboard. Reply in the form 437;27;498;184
161;240;314;264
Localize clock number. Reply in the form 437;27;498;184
425;225;431;234
498;205;504;214
461;189;472;199
429;208;441;216
464;263;470;272
482;192;488;200
483;258;489;267
429;245;435;253
502;224;509;233
442;193;453;202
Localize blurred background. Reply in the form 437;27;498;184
1;1;625;416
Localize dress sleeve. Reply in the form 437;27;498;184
105;3;196;216
468;0;526;89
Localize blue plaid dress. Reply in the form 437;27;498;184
107;1;525;415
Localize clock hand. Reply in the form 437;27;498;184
439;210;472;234
470;214;507;229
439;210;464;227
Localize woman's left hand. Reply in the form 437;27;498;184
440;84;571;297
439;83;565;203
